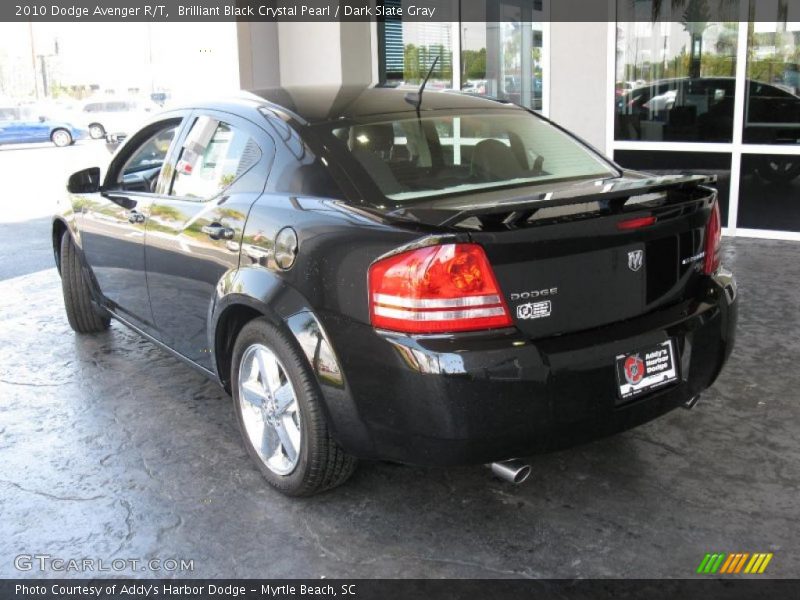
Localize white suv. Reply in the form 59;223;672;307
81;99;156;139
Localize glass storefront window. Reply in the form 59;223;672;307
379;2;454;88
378;1;545;112
459;1;545;111
461;20;543;111
615;1;740;142
743;1;800;144
614;150;732;226
738;154;800;231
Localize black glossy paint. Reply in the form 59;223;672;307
54;85;738;466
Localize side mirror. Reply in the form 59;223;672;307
67;167;101;194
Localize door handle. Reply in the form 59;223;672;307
127;210;145;224
202;224;235;240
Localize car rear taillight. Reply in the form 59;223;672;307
703;200;722;275
368;243;512;334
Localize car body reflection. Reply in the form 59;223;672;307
616;76;800;145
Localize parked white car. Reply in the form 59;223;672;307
80;98;158;139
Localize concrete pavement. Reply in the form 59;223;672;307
0;141;110;280
1;238;798;578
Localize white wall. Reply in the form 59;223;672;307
278;23;344;86
548;22;610;153
237;22;280;89
237;19;611;154
238;22;374;89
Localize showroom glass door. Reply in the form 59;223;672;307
736;11;800;235
612;0;800;240
378;0;455;88
460;0;545;111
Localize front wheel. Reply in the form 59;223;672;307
51;129;73;147
231;318;356;496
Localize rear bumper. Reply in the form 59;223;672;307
319;270;737;466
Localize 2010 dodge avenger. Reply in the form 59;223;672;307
53;84;737;496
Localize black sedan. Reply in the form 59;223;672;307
53;85;737;496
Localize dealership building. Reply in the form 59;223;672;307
237;0;800;240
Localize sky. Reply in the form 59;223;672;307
0;22;240;101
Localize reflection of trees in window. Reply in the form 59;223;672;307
617;0;740;82
503;23;521;74
748;23;800;95
402;44;452;85
463;48;486;79
618;27;738;82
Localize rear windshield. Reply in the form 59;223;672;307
327;112;616;202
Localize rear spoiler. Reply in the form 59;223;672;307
386;174;717;228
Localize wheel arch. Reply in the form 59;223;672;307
213;301;267;393
50;126;70;138
210;267;372;455
211;266;335;390
52;217;69;274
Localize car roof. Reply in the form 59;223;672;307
178;84;525;127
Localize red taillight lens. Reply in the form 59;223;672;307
617;215;656;231
368;243;512;333
703;201;722;275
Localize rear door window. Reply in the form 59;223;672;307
169;116;261;200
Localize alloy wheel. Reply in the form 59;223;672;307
237;344;302;476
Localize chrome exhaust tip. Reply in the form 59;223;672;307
488;459;532;484
682;395;701;410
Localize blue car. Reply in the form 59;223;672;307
0;105;89;147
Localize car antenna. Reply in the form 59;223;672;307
404;55;440;116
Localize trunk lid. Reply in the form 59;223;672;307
385;173;717;338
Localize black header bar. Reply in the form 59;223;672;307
3;0;800;23
2;579;800;600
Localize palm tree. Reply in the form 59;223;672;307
645;0;738;78
681;1;712;78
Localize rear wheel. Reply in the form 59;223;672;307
51;129;73;147
59;233;110;333
88;124;105;140
231;318;356;496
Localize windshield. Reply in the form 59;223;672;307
328;112;616;202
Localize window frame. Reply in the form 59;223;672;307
102;113;190;198
375;5;551;117
316;107;620;208
161;110;272;203
608;6;800;241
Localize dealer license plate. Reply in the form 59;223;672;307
615;340;678;401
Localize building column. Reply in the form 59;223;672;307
237;22;281;89
548;21;610;152
237;22;374;90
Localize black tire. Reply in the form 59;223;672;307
88;124;105;140
231;317;356;496
59;233;111;334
